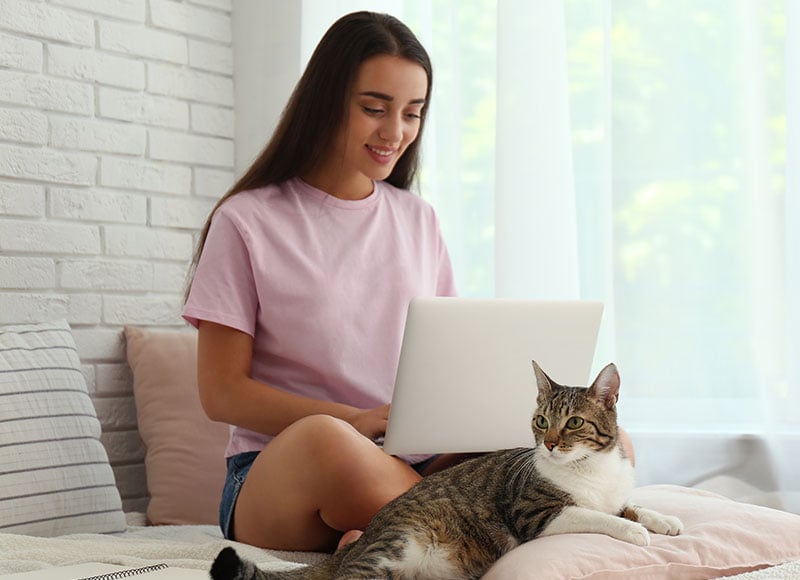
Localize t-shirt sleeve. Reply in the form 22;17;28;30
182;208;259;336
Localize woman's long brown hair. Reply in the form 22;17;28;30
184;11;433;301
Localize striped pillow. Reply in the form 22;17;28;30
0;320;126;536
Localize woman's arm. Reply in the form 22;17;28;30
197;320;389;439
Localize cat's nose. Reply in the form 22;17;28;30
544;441;557;451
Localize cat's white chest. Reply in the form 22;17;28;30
536;447;635;514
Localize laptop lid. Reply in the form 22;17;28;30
382;297;603;455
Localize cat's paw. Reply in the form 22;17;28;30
645;514;684;536
617;521;650;546
635;508;684;536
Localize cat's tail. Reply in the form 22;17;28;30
210;546;343;580
210;547;272;580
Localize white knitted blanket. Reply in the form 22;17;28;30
0;525;325;576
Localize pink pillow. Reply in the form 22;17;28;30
125;326;229;526
484;485;800;579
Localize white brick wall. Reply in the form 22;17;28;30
0;0;234;513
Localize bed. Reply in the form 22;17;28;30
2;320;799;579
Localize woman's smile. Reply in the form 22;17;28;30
366;144;397;164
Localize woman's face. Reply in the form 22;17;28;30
325;55;428;199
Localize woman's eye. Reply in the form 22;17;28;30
534;415;548;429
362;106;384;115
566;417;585;429
405;112;422;120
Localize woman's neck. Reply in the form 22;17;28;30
301;166;374;201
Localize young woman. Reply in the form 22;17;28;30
183;12;456;552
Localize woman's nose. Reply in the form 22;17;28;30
379;114;403;143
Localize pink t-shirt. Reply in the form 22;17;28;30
183;178;457;458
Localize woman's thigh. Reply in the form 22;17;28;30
232;414;421;552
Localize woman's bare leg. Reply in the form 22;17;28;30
232;414;421;552
618;427;636;466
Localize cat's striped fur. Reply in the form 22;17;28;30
210;361;683;580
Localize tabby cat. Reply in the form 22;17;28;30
210;360;683;580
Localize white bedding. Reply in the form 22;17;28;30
0;524;326;576
1;524;798;579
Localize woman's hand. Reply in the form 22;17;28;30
345;403;391;440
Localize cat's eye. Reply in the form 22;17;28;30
566;417;585;429
534;415;549;429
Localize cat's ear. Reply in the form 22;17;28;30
588;363;620;410
532;360;553;401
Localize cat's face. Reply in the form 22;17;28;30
530;361;620;465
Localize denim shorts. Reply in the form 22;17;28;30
219;451;260;540
218;450;438;540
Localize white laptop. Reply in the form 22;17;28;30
382;297;603;455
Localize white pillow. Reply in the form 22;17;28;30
0;320;126;536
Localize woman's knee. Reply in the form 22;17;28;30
618;427;635;466
280;414;367;458
278;414;418;491
241;413;418;538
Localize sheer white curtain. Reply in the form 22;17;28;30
494;1;579;299
564;0;798;511
297;0;798;511
571;0;795;510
